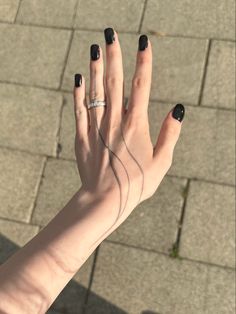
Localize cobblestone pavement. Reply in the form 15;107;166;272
0;1;235;313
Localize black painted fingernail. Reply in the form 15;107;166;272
74;73;82;87
90;44;100;61
104;27;115;44
139;35;148;51
172;104;185;122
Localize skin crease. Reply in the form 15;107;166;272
0;29;184;313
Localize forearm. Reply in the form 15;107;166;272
0;188;121;314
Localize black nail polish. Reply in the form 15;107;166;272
104;28;115;44
139;35;148;51
74;73;82;87
172;104;185;122
90;44;100;61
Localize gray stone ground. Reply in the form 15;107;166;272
0;0;235;313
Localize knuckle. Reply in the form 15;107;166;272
75;106;84;119
89;90;103;100
132;76;148;89
106;76;123;88
75;133;85;145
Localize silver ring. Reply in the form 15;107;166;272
88;99;106;109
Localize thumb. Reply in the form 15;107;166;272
153;103;185;169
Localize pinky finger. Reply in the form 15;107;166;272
73;74;89;142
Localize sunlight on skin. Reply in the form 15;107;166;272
0;28;184;314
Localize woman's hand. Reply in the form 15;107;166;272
0;28;185;313
73;28;185;242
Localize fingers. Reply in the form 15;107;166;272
153;104;185;170
104;28;124;128
126;35;152;119
74;74;89;143
89;44;105;131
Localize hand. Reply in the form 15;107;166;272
73;28;185;238
0;29;185;313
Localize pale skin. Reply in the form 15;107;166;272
0;29;184;314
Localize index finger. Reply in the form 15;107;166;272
126;35;152;118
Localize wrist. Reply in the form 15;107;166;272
74;185;135;254
76;184;119;205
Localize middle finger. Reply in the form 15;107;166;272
104;28;124;128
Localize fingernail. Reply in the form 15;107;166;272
74;73;82;87
104;27;115;45
172;104;185;122
90;44;100;61
139;35;148;51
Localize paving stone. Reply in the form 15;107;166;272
74;0;145;32
148;102;235;185
202;40;236;109
62;31;207;105
0;24;71;89
49;252;94;314
0;0;19;22
32;158;81;226
0;219;39;263
62;30;104;92
142;0;235;40
59;93;76;160
179;181;235;268
205;267;235;314
107;176;186;254
17;0;78;28
0;148;44;223
0;84;63;156
86;242;208;314
214;110;235;185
